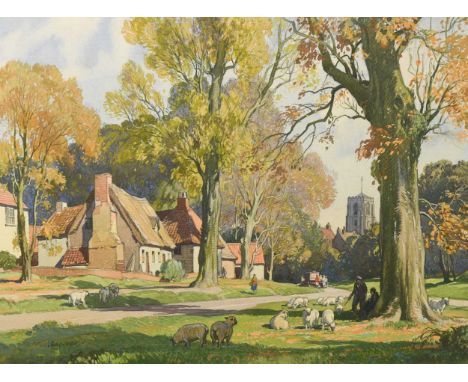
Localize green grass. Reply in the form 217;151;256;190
0;274;316;315
331;272;468;300
0;300;466;364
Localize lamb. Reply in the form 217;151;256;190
270;310;289;330
302;308;320;329
321;309;336;331
429;297;450;314
69;291;89;308
99;287;111;304
210;316;238;347
108;283;120;299
171;323;209;348
287;297;308;309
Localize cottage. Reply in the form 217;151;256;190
332;227;356;253
321;223;335;246
157;193;234;275
0;187;29;258
227;242;265;280
37;173;175;273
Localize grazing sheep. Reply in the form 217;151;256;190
287;297;308;309
69;291;89;308
335;304;344;315
302;308;320;329
322;297;336;306
316;297;325;305
335;296;345;305
270;310;289;330
429;297;450;314
99;287;111;304
172;323;209;348
210;316;238;347
321;309;336;331
108;283;120;299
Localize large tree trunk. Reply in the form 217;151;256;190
268;249;275;281
360;20;438;321
16;180;32;283
190;40;226;288
437;247;451;284
191;158;221;288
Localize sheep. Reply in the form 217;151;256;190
335;304;344;315
210;316;238;347
287;297;308;309
69;291;89;308
99;287;111;304
108;283;120;299
270;310;289;330
321;309;336;331
322;297;336;306
335;296;345;305
316;297;325;305
302;308;320;329
429;297;450;314
171;323;209;348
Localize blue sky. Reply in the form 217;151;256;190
0;18;466;227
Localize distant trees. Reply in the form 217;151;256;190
419;160;467;282
0;61;100;282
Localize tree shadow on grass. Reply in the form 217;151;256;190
0;320;464;364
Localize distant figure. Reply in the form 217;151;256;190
364;287;379;317
249;274;258;294
322;275;328;288
315;273;320;286
348;276;368;319
221;267;227;279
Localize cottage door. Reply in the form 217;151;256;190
146;252;150;274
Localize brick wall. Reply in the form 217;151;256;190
32;266;159;281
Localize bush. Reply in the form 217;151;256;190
160;259;185;282
0;251;16;270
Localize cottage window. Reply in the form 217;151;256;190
5;207;15;226
158;253;162;263
152;252;155;263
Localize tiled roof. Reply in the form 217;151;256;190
39;204;86;238
110;185;175;249
61;248;88;266
157;198;224;248
0;188;16;207
227;243;265;265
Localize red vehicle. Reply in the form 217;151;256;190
299;271;326;288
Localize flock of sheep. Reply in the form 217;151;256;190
67;283;120;308
269;295;347;332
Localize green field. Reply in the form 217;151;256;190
0;300;466;364
0;273;315;315
331;272;468;300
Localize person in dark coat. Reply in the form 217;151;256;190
364;287;380;317
348;276;368;319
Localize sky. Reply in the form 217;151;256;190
0;17;466;229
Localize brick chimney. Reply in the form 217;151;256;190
177;192;189;209
56;201;68;213
88;173;124;271
94;173;112;204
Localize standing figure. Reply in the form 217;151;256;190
249;274;258;294
348;276;368;319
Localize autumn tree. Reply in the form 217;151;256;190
106;18;295;287
419;160;467;282
0;61;100;282
289;18;467;321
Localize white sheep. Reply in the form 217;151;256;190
429;297;450;314
302;308;320;329
270;310;289;330
321;309;336;331
69;291;89;308
335;304;344;315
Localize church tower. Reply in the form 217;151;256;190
345;178;375;234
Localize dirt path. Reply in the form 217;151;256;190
0;288;347;332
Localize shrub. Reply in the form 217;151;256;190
160;259;185;282
0;251;16;270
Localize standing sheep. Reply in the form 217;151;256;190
108;283;120;299
210;316;238;347
321;309;336;331
171;323;209;348
69;291;89;308
99;287;111;304
302;308;320;329
270;310;289;330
